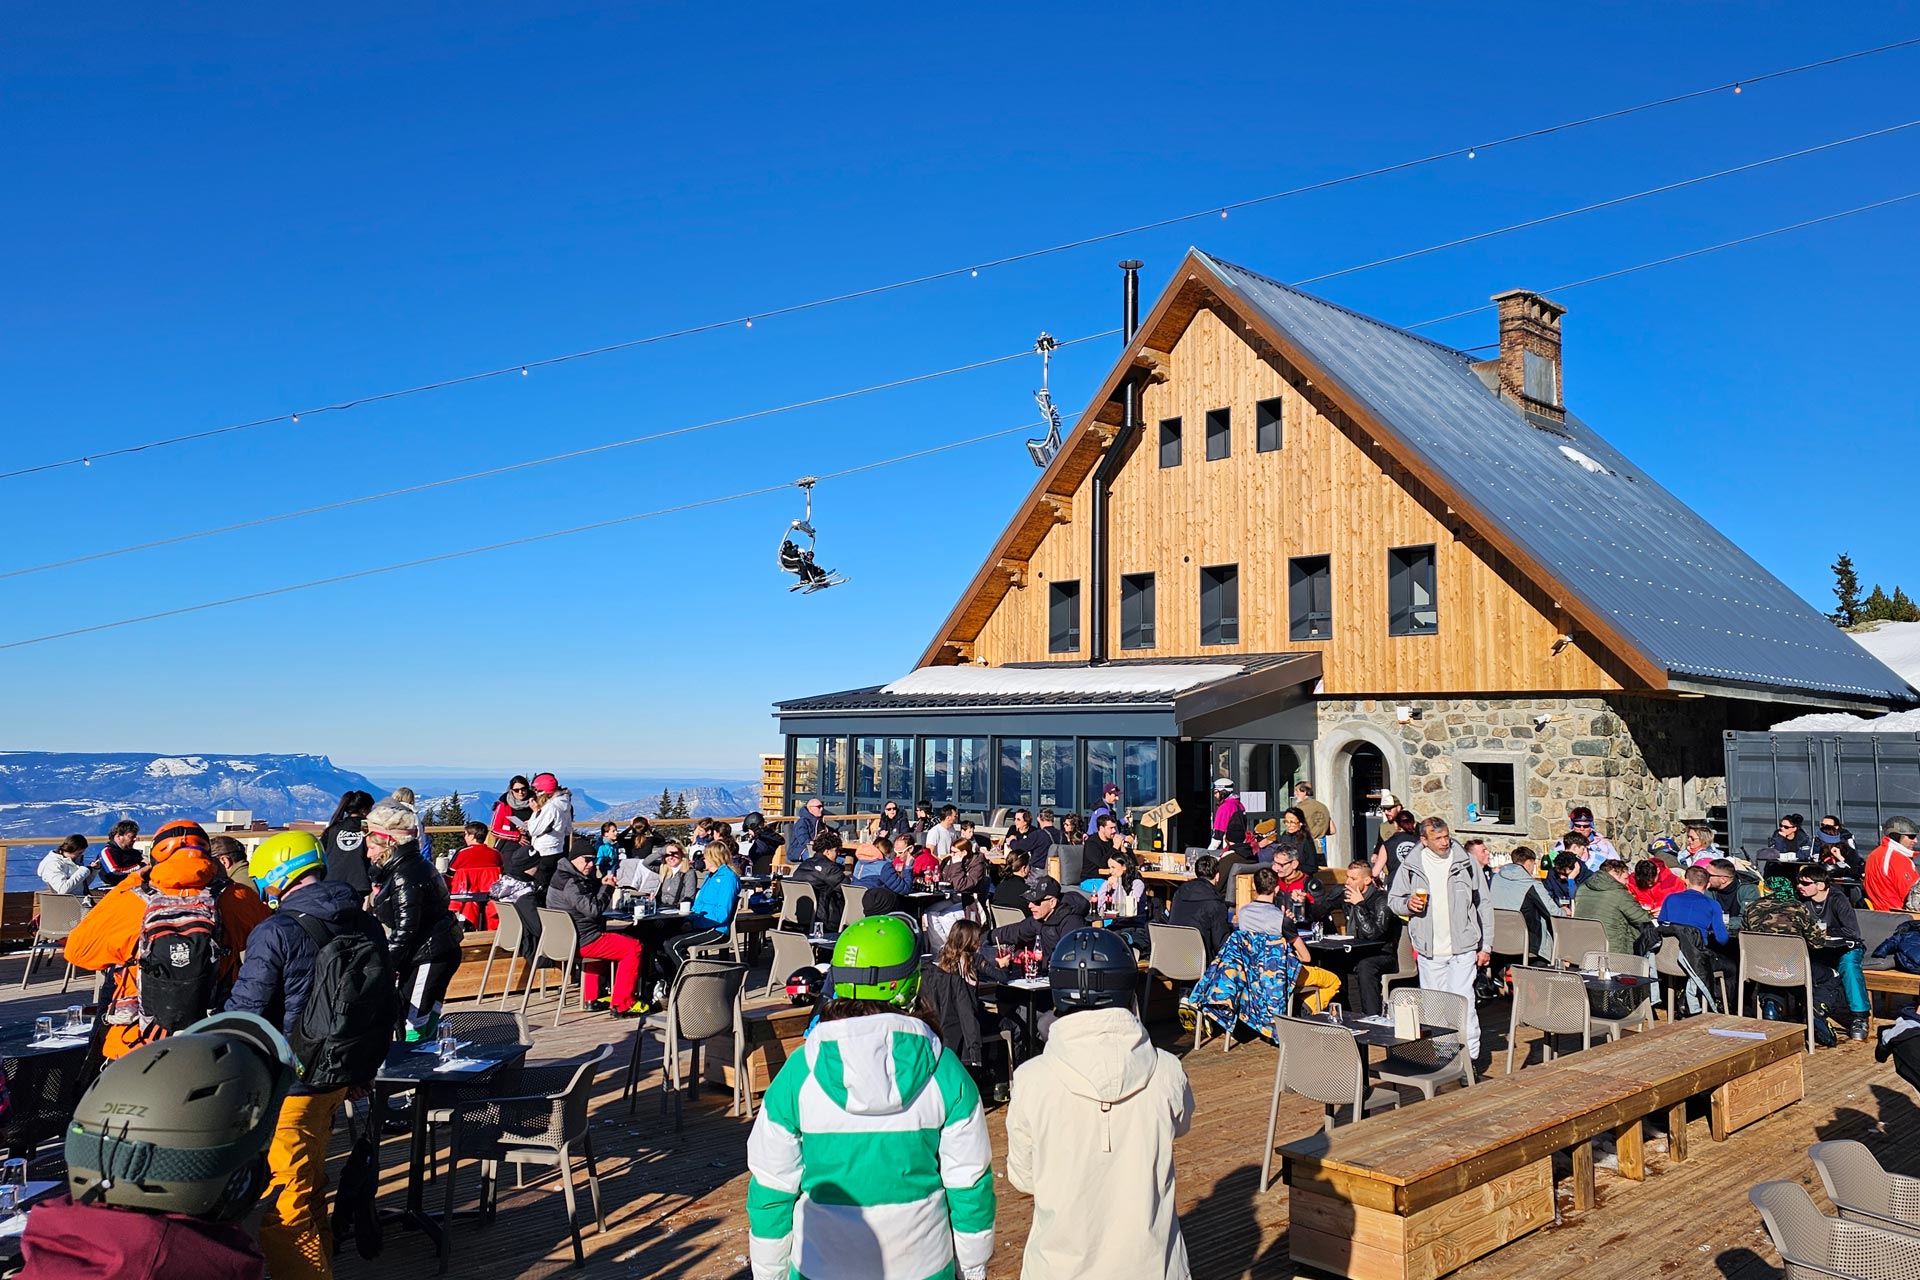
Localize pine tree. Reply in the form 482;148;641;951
1894;587;1920;623
1865;585;1896;622
428;794;470;860
1830;552;1864;626
653;787;674;819
671;790;690;819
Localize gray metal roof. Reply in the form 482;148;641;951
778;654;1313;713
1198;252;1915;706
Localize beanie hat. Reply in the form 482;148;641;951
365;800;418;840
532;773;560;794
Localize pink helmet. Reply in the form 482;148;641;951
532;772;560;793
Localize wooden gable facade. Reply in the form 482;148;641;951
921;253;1646;697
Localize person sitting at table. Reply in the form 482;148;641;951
1271;807;1319;876
1004;808;1054;865
1572;858;1654;955
449;821;503;929
1168;855;1232;960
37;833;93;896
621;814;663;864
905;833;941;881
851;839;915;917
919;918;1019;1101
1491;847;1562;961
656;843;703;910
1626;856;1685;912
548;839;646;1015
942;837;991;902
1657;864;1735;1006
97;819;144;888
1065;812;1119;890
1268;847;1320;922
1236;868;1338;1012
787;831;849;931
1796;864;1872;1042
1331;861;1400;1017
992;877;1091;970
742;811;784;874
662;840;743;983
1545;851;1586;910
994;852;1034;914
1218;822;1264;881
1091;849;1148;921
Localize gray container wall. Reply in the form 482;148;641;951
1724;732;1920;857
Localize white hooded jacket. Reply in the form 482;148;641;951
527;789;574;859
1005;1006;1193;1280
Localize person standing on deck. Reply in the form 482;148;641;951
1387;816;1493;1066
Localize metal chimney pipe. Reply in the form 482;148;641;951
1088;260;1144;666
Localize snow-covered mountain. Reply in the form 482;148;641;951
0;752;385;839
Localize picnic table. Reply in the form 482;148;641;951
1279;1014;1804;1280
373;1038;530;1252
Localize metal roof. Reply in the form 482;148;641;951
778;653;1314;714
1198;252;1916;706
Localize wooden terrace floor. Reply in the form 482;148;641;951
6;952;1915;1279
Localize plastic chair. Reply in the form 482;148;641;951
1737;930;1817;1055
1261;1015;1400;1190
1550;916;1610;967
1654;934;1729;1019
841;884;870;926
989;904;1026;932
425;1011;531;1181
777;880;818;932
1506;966;1592;1072
478;903;528;1007
763;928;817;999
1810;1139;1920;1236
20;894;84;991
518;909;609;1028
439;1045;612;1272
1145;923;1211;1047
1491;908;1529;966
623;959;751;1129
1750;1179;1920;1280
1378;931;1418;1009
1376;988;1475;1099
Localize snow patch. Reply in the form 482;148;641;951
882;664;1245;697
1772;708;1920;733
1851;621;1920;689
1558;445;1615;476
145;757;208;777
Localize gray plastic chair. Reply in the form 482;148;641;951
1550;916;1611;967
1738;930;1817;1055
439;1045;612;1272
1654;934;1729;1019
840;884;870;926
1810;1139;1920;1236
763;928;817;998
1376;988;1475;1099
1506;966;1592;1072
20;894;84;991
425;1011;531;1181
777;880;818;932
989;904;1026;932
1579;949;1655;1040
1261;1015;1400;1190
1145;923;1211;1047
519;909;611;1028
623;958;751;1128
477;903;528;1007
1374;929;1418;1010
1490;908;1529;970
1750;1179;1920;1280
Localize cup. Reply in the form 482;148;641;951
680;901;692;915
437;1029;459;1067
0;1157;23;1218
1410;891;1430;915
1326;1002;1342;1023
0;1186;15;1220
65;1005;83;1032
34;1017;53;1043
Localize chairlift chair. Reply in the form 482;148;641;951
1025;333;1064;468
775;477;847;594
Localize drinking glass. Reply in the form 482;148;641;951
33;1017;53;1043
1326;1002;1342;1023
0;1158;24;1219
64;1005;84;1033
994;944;1011;969
437;1028;459;1067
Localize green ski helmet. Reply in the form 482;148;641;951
829;915;921;1007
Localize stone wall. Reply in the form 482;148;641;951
1313;694;1757;854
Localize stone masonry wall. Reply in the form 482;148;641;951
1316;695;1743;853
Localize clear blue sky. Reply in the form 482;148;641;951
4;3;1916;776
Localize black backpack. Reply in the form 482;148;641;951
132;885;229;1034
287;911;400;1089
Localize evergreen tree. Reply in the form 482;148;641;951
671;790;690;819
653;786;675;819
428;793;470;860
1830;552;1864;626
1894;587;1920;623
1864;585;1896;622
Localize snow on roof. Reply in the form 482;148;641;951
881;663;1245;698
1770;707;1920;733
1850;621;1920;688
1777;623;1920;729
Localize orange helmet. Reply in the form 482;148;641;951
150;820;210;864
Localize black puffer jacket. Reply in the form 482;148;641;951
919;955;1010;1066
546;857;611;947
1169;876;1232;958
1343;885;1399;944
371;841;456;971
992;890;1092;963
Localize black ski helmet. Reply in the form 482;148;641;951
1049;927;1138;1014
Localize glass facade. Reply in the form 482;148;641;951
922;737;990;808
1085;738;1159;809
997;738;1076;810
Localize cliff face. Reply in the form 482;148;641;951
0;752;384;837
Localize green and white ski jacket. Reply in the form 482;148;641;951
746;1011;996;1280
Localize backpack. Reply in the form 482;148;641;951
129;886;229;1034
1740;895;1820;945
287;910;400;1089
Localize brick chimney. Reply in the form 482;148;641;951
1491;289;1566;422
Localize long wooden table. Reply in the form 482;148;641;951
1280;1015;1804;1280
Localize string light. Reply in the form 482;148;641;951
521;367;529;376
1467;149;1477;159
1734;83;1743;94
6;36;1913;485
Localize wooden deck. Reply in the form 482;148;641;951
5;951;1916;1279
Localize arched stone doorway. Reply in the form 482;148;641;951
1315;723;1402;865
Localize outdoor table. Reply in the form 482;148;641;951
373;1038;530;1251
986;976;1053;1057
1296;1009;1448;1050
1575;970;1654;1020
1303;934;1386;957
0;1021;94;1061
0;1180;66;1264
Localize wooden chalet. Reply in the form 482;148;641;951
777;253;1914;857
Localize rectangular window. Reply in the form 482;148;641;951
1463;760;1517;826
1289;555;1332;641
1205;407;1231;461
1200;563;1239;645
1158;417;1182;468
791;736;822;802
1037;738;1074;810
1085;739;1159;810
1256;397;1283;452
1388;544;1439;636
854;736;883;811
1120;573;1156;650
1048;580;1081;654
819;736;849;809
885;738;915;801
922;737;989;808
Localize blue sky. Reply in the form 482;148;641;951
3;3;1916;776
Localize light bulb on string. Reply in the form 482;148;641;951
971;269;978;278
291;414;299;423
1219;208;1229;218
1467;148;1476;159
82;457;90;467
1733;83;1742;94
520;367;529;376
745;319;753;329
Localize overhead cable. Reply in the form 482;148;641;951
6;35;1916;483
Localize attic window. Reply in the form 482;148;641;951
1557;445;1616;477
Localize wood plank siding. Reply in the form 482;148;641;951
965;296;1636;695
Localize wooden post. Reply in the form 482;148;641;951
1614;1119;1645;1182
1570;1140;1595;1211
1666;1101;1689;1164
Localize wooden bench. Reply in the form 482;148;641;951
1280;1016;1804;1280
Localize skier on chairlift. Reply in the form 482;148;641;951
776;477;846;594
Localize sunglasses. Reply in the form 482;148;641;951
1572;820;1594;828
